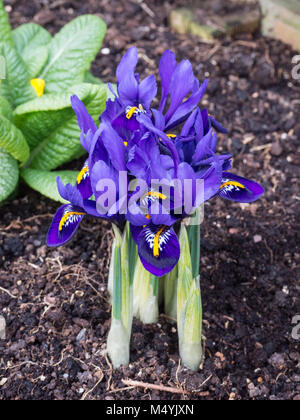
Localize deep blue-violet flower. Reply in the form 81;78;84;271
47;47;264;278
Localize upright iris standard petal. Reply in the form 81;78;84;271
165;60;196;122
71;95;97;135
159;50;177;113
165;79;209;131
116;47;138;83
101;123;126;172
47;204;85;247
218;172;264;203
136;224;180;277
138;75;157;109
118;73;139;107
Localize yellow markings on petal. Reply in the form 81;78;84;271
147;191;167;200
59;212;85;232
167;134;177;139
124;141;128;147
146;214;151;219
77;167;89;185
30;78;45;97
126;106;138;119
153;226;167;258
220;181;246;190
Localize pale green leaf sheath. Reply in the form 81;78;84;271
133;258;160;324
0;0;13;45
107;224;133;368
14;83;107;170
0;146;18;203
20;169;78;203
177;224;203;371
0;114;29;163
39;15;106;93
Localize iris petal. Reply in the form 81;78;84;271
71;95;97;135
47;204;85;247
218;172;264;203
159;50;177;113
77;160;93;199
136;224;180;277
138;75;157;109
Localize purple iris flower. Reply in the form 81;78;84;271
47;47;264;278
175;108;264;203
101;47;157;141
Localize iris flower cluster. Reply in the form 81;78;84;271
48;47;264;277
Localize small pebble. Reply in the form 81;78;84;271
76;328;86;343
101;48;111;55
253;235;262;243
271;141;283;157
0;378;8;387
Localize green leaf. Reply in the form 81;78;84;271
39;15;107;93
12;23;51;58
0;42;35;107
14;83;107;170
12;24;51;79
0;146;19;203
24;46;49;79
0;0;13;45
21;168;78;203
84;71;102;85
0;114;29;163
0;95;13;121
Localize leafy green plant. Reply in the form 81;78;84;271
0;0;107;204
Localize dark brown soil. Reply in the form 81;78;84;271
0;0;300;401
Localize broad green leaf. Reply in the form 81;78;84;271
0;146;18;203
12;23;51;58
84;71;102;85
0;95;13;121
0;114;29;163
24;46;49;79
0;0;12;45
39;15;106;93
0;42;35;107
14;83;107;170
21;168;78;203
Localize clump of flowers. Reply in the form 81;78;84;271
47;47;264;370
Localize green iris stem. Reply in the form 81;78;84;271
164;266;178;320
